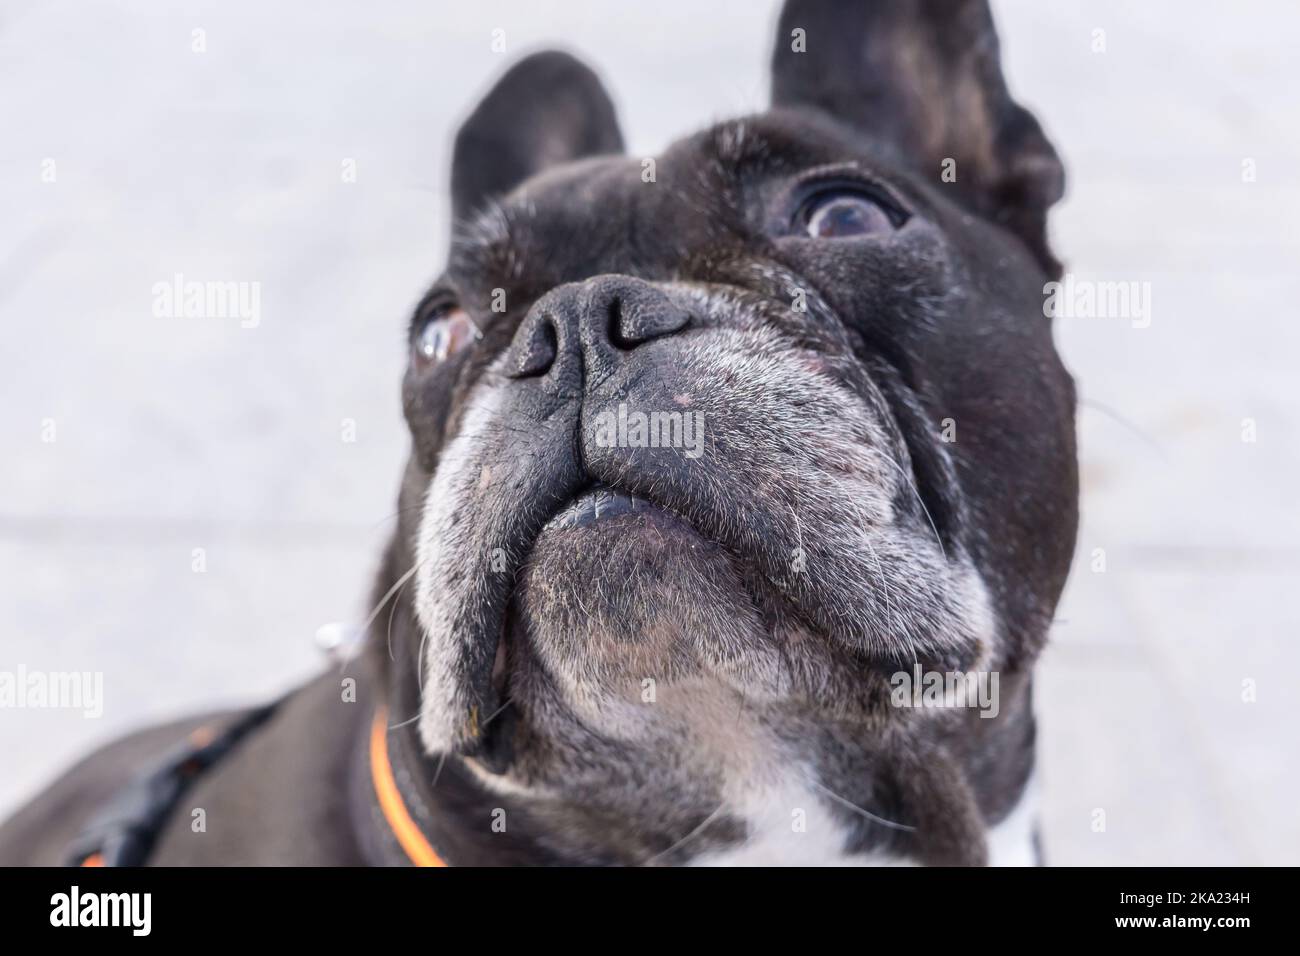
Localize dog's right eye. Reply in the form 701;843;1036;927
413;306;477;367
800;189;901;239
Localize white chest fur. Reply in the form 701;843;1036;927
688;775;913;867
689;773;1038;867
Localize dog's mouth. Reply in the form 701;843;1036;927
542;483;656;531
413;287;994;760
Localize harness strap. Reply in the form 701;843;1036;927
65;702;279;867
66;698;449;867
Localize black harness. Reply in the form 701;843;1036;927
65;702;280;867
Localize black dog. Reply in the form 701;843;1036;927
1;0;1076;866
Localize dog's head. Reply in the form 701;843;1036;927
381;0;1076;865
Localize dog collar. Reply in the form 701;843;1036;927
369;706;447;867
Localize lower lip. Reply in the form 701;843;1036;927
544;486;651;531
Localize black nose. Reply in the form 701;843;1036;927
506;275;690;382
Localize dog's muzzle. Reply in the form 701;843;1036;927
413;273;993;762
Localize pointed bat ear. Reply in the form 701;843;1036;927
771;0;1065;275
450;50;624;226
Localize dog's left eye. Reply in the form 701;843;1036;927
413;306;477;367
801;190;898;239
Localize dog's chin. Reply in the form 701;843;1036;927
505;473;984;732
512;486;776;705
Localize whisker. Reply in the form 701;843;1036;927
877;454;947;561
480;698;514;729
339;561;423;677
385;572;412;663
1079;396;1168;460
429;749;450;791
361;562;422;634
805;777;916;832
863;537;900;649
368;503;428;531
641;803;728;866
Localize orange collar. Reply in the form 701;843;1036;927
369;707;447;867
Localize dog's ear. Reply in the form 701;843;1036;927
771;0;1064;275
451;50;624;224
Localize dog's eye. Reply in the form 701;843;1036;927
802;190;897;238
413;306;476;366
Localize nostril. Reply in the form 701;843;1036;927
607;296;634;350
509;315;559;379
607;292;691;348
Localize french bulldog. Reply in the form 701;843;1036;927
0;0;1076;867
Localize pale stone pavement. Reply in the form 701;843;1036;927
2;1;1296;863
